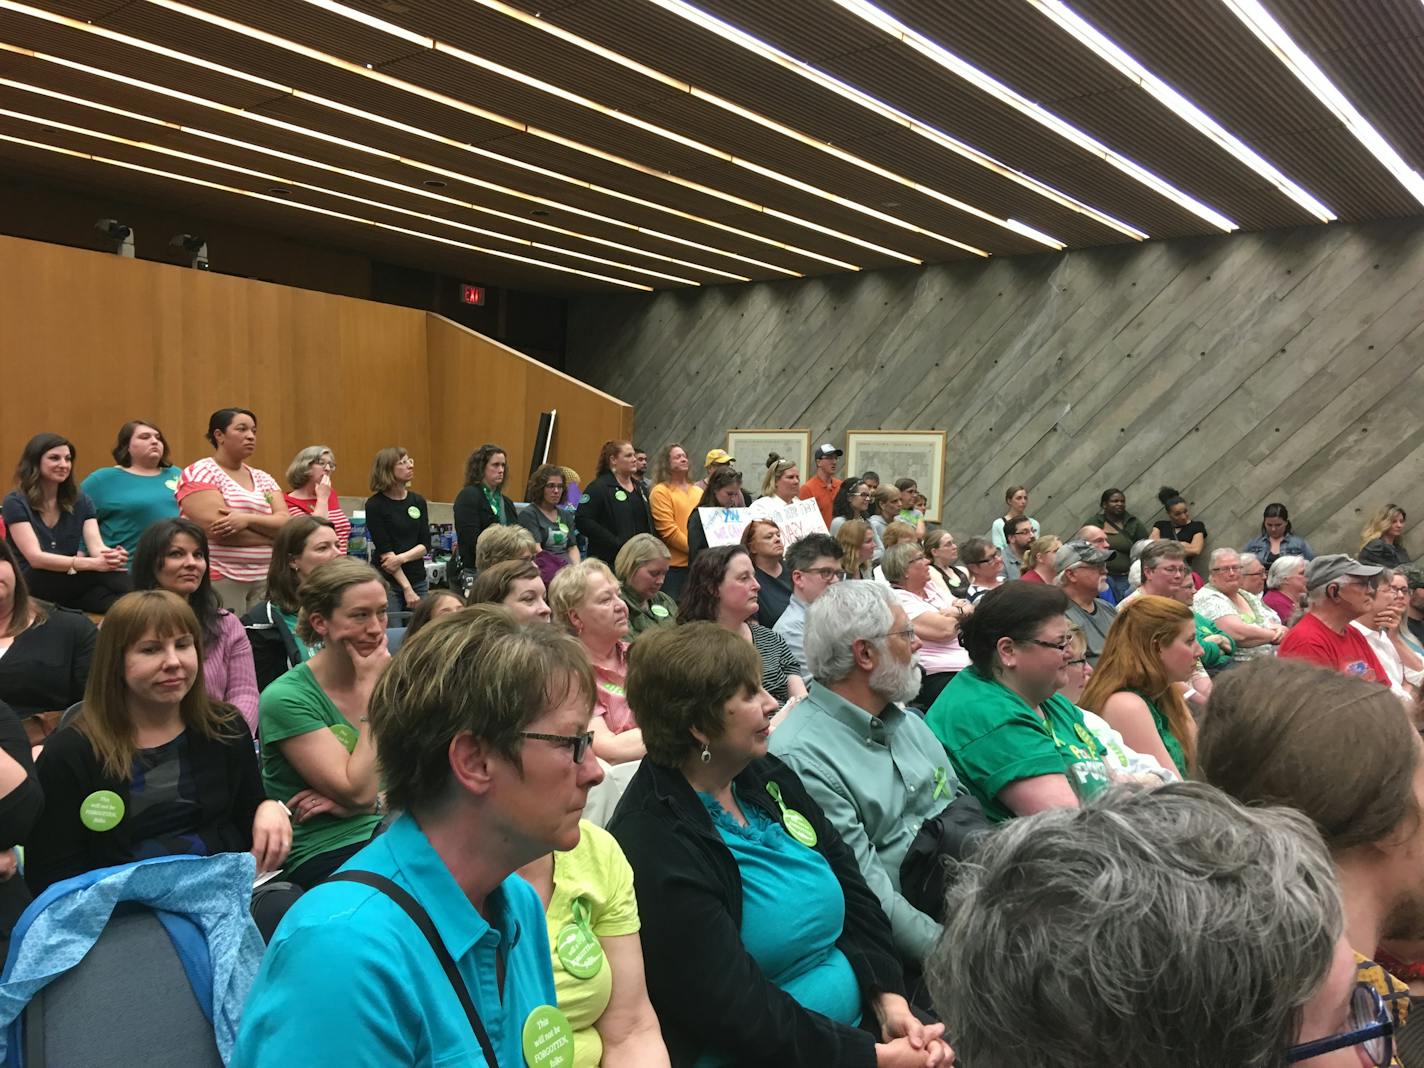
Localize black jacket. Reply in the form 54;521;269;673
453;485;518;572
0;699;42;945
574;471;651;564
242;600;302;692
608;755;905;1068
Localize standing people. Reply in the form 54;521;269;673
283;446;350;554
1242;502;1314;568
577;440;653;566
176;408;289;613
1360;503;1411;568
685;467;746;569
242;516;340;691
749;454;801;518
1056;541;1118;666
5;432;130;613
363;447;430;615
798;443;844;527
453;443;518;575
1278;555;1390;683
695;448;735;492
519;463;581;580
647;443;700;600
773;533;843;678
1087;488;1149;601
1148;486;1207;567
632;446;651;496
80;420;181;562
988;486;1039;562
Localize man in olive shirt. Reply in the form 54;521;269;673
769;581;962;967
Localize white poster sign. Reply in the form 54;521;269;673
701;498;828;549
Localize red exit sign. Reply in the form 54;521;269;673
460;284;486;306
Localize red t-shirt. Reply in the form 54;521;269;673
284;492;352;554
1278;611;1389;684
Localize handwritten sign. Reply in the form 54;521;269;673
701;498;828;549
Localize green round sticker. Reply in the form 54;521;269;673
556;921;604;979
164;478;179;492
522;1004;574;1067
406;505;421;519
80;789;125;832
650;603;669;618
330;723;359;750
782;809;818;848
614;490;628;502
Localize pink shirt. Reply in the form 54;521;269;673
176;458;281;582
592;641;635;734
894;586;970;676
205;610;260;734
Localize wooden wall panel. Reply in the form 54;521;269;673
0;234;626;506
566;217;1424;559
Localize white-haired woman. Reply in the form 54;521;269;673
1192;548;1284;664
283;445;350;554
1264;554;1307;628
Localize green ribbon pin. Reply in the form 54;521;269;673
766;782;817;848
555;897;604;979
933;767;949;801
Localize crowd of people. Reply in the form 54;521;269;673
1;414;1420;1066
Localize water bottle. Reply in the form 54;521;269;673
348;510;369;560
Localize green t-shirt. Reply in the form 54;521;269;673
259;663;382;872
926;665;1110;822
1193;612;1234;669
1131;690;1189;777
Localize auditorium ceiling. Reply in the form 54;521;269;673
0;0;1420;292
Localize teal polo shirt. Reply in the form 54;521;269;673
232;812;557;1067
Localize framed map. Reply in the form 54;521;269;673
846;430;948;520
726;429;811;481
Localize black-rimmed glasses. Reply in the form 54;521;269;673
1021;637;1073;653
1286;982;1395;1065
519;730;596;763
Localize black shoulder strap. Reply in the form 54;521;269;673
327;870;499;1065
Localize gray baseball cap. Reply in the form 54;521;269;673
1304;553;1383;591
1055;539;1115;577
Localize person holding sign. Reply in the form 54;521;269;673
748;454;801;518
364;446;431;615
25;590;290;895
577;441;652;566
234;606;603;1068
686;467;747;569
517;820;670;1068
611;624;952;1068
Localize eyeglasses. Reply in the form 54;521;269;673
851;492;871;500
798;567;842;582
1021;637;1073;653
519;730;595;763
1152;565;1189;578
1286;983;1396;1065
1210;564;1242;574
1064;656;1089;668
869;627;916;643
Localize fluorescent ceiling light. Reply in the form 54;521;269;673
1025;0;1335;222
0;129;655;289
828;0;1237;231
1220;0;1424;209
641;0;1148;240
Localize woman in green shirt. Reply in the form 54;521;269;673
1079;596;1202;779
925;583;1110;822
615;534;677;640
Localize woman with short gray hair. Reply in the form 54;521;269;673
881;542;970;710
283;444;350;554
1266;553;1308;626
1193;547;1284;663
926;781;1374;1068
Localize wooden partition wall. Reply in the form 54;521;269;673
0;234;632;503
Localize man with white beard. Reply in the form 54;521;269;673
770;581;968;977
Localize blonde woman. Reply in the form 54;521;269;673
835;518;875;580
748;454;800;519
1019;535;1061;584
647;444;700;600
1360;502;1410;568
283;445;350;553
615;534;677;639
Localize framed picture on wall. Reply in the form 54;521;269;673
846;430;948;521
726;429;811;482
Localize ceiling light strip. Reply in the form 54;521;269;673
0;103;703;284
0;9;817;275
641;0;1148;240
0;130;655;289
142;0;907;264
827;0;1237;230
1024;0;1334;222
1219;0;1424;209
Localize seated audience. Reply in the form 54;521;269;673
1407;569;1424;648
468;559;551;624
829;478;874;540
1148;485;1206;566
402;588;466;640
550;560;642;765
177;408;289;613
859;471;880;493
1130;541;1233;680
1349;575;1417;702
742;518;792;626
242;515;340;691
871;521;918;582
1243;501;1314;567
1360;502;1411;568
474;523;539;571
869;485;902;547
836;518;877;581
452;443;517;575
1279;554;1390;684
926;583;1111;823
1087;487;1149;601
686;467;746;568
259;557;388;888
519;463;582;580
647;443;700;599
1239;552;1274;615
997;516;1035;581
680;546;807;709
749;454;801;518
1193;547;1284;662
612;623;949;1067
1079;596;1199;778
516;820;670;1067
26;590;290;895
1265;553;1309;625
233;606;604;1067
774;533;844;679
1384;568;1424;682
1166;569;1221;707
922;531;970;600
0;538;96;736
1055;540;1117;665
1199;657;1418;1049
960;537;1004;601
770;581;964;971
1017;534;1060;584
615;533;677;638
893;479;925;533
0;698;40;952
80;419;181;561
5;432;130;612
283;445;351;552
364;446;430;614
577;440;653;565
881;542;970;710
132;518;259;733
798;443;844;527
988;485;1039;563
926;782;1373;1068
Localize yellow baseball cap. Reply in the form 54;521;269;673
705;448;735;466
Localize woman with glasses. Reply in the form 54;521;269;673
1193;548;1284;664
880;542;970;711
283;446;351;554
829;480;875;541
363;447;430;616
520;463;581;580
610;623;950;1068
959;537;1005;602
925;583;1111;822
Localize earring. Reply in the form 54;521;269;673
700;743;711;764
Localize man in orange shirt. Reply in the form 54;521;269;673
799;442;844;526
